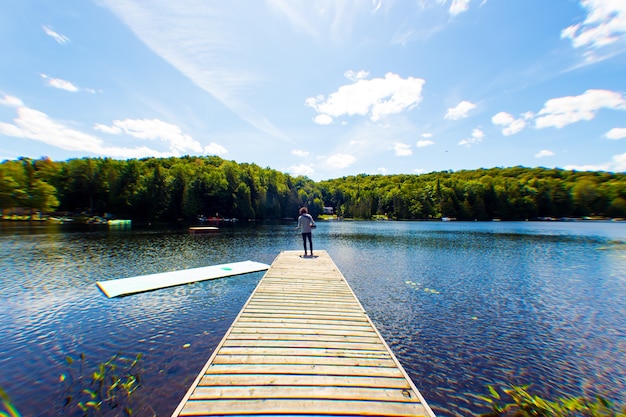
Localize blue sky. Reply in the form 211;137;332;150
1;0;625;180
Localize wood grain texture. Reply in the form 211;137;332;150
171;250;435;417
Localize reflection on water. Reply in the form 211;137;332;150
1;221;625;416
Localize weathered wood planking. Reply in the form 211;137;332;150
171;250;435;417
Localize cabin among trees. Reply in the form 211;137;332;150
1;156;626;222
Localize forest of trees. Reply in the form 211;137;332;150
1;156;626;222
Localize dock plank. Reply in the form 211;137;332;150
199;374;412;389
180;399;430;417
190;386;419;402
171;250;435;417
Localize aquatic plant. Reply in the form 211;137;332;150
0;386;21;417
61;352;153;416
479;384;626;417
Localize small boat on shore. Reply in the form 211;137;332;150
189;226;219;234
108;219;131;226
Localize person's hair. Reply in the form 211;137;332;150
299;207;308;215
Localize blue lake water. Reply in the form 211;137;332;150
1;220;625;416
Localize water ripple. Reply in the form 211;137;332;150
1;222;625;416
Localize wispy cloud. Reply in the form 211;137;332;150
306;73;425;124
440;0;485;16
292;149;310;157
42;25;69;44
445;100;476;120
449;0;471;16
417;140;435;147
40;74;79;92
267;0;381;42
101;1;289;142
40;74;100;94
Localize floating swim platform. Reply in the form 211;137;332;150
171;250;435;417
96;260;270;298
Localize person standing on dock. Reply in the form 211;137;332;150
296;207;316;257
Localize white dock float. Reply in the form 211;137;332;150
96;260;270;298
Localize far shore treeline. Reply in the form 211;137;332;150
1;156;626;222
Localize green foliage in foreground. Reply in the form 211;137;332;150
61;353;153;416
3;376;626;416
479;385;626;417
2;155;626;221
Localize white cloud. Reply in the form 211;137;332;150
612;153;626;171
458;128;484;147
40;74;79;92
445;100;476;120
327;153;356;169
292;149;310;157
306;72;425;122
0;103;169;159
564;162;611;171
535;149;555;158
289;164;315;176
313;114;333;125
94;118;203;155
449;0;471;16
439;0;485;16
563;152;626;171
416;140;434;147
1;107;103;152
344;70;369;82
472;128;484;139
40;74;100;94
413;168;426;174
492;111;514;125
422;132;433;138
93;123;122;135
0;95;24;108
561;0;626;49
393;142;413;156
42;25;69;44
606;127;626;140
535;89;626;129
491;111;526;135
204;142;227;155
376;167;388;174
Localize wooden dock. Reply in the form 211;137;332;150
171;250;435;417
